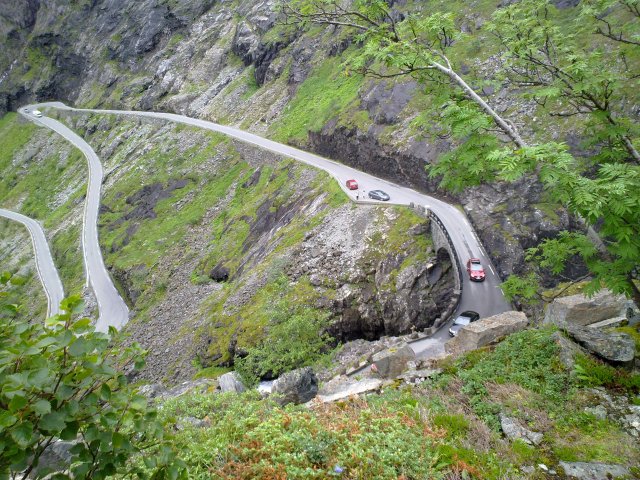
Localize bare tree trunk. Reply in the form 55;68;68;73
430;62;528;149
622;134;640;163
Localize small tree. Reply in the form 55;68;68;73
0;272;185;479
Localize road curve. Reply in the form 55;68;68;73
0;208;64;317
18;105;129;332
26;102;511;339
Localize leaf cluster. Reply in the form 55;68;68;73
0;274;185;479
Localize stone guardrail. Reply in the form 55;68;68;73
410;203;463;331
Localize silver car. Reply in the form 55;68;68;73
448;310;480;337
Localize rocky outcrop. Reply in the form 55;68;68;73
138;379;215;400
209;263;230;282
544;290;630;327
371;343;416;379
584;387;640;438
565;325;636;367
446;311;528;354
559;461;630;480
271;367;318;406
218;371;246;393
552;331;589;370
500;413;543;446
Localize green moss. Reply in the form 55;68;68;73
193;365;232;380
533;202;562;225
612;326;640;352
271;52;365;142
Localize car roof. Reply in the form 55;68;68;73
459;310;479;317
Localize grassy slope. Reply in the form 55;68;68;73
158;328;640;479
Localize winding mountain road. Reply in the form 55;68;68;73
0;208;64;317
18;105;129;332
20;101;510;344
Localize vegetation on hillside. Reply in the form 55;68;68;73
0;113;87;295
283;0;640;308
159;327;640;478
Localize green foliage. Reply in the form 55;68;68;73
573;354;640;394
272;53;364;141
456;328;570;428
234;286;333;385
426;101;501;191
160;389;447;479
432;413;470;438
0;274;185;479
500;272;541;303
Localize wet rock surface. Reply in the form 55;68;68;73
559;461;630;480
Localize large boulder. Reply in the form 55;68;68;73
565;326;636;367
544;290;629;327
271;367;318;406
446;311;528;354
218;372;246;393
559;461;630;479
318;376;384;403
371;343;416;378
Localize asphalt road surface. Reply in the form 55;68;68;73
0;208;64;317
23;102;511;347
18;105;129;332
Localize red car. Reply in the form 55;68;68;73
466;258;485;282
345;179;358;190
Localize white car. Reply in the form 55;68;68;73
32;109;43;118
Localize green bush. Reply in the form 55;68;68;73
457;328;570;427
161;389;446;479
234;299;333;386
0;272;185;479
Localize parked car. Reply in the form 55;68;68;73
32;109;43;118
346;179;358;190
466;258;485;282
448;310;480;337
368;190;390;201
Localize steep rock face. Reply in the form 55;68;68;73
309;123;447;193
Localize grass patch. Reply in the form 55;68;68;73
573;353;640;395
271;52;364;142
51;223;85;296
453;328;570;429
158;389;484;479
